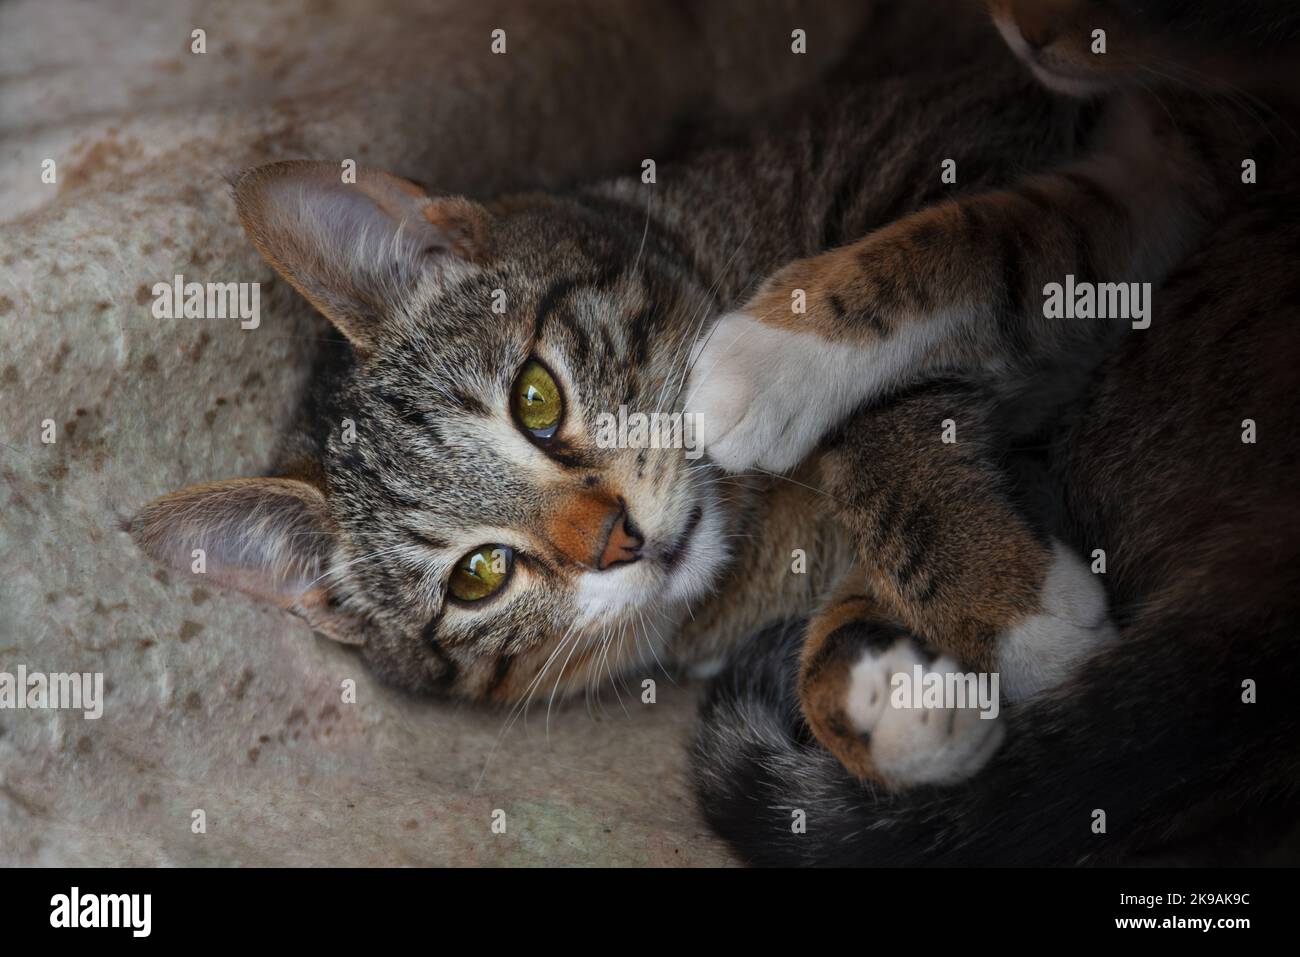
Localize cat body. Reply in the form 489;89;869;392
694;164;1300;862
692;0;1300;862
130;1;1300;864
133;51;1101;699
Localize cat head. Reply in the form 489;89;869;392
132;161;736;702
987;0;1300;98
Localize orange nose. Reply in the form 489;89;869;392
545;491;643;570
1011;0;1064;49
600;510;643;570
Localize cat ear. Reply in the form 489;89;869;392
130;477;367;646
232;160;491;351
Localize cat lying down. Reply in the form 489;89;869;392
6;0;877;867
131;0;1300;865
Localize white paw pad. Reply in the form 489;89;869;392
844;636;1004;787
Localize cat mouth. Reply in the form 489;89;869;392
1025;59;1111;97
992;15;1110;98
660;506;703;570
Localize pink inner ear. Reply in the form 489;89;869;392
232;160;490;350
131;477;335;610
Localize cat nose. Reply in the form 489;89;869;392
1005;0;1061;50
1020;25;1056;51
544;490;643;570
1013;9;1058;50
599;509;643;570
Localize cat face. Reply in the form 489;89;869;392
133;162;735;701
988;0;1300;97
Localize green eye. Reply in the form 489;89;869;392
512;359;562;439
448;545;514;602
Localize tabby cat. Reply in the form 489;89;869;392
132;8;1092;704
129;1;1300;862
693;0;1300;863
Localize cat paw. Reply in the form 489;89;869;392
685;311;866;473
802;627;1004;788
996;542;1118;701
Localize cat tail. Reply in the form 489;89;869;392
693;614;1300;866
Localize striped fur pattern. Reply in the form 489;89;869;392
695;1;1300;861
686;0;1298;787
133;30;1099;705
131;1;1299;850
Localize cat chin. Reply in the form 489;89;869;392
991;14;1111;100
1025;63;1112;99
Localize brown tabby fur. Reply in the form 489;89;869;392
131;5;1052;707
132;2;1300;815
687;0;1300;783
